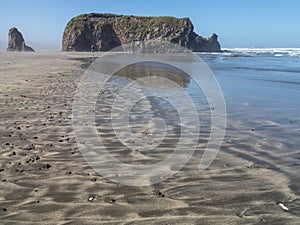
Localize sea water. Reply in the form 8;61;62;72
94;49;300;192
198;48;300;193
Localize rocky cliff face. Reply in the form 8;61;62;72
62;13;221;52
7;27;34;52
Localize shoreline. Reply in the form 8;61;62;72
0;52;299;224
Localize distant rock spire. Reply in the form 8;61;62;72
7;27;34;52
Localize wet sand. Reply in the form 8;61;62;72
0;52;299;224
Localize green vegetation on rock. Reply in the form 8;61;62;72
62;13;221;52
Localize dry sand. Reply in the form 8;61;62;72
0;52;299;224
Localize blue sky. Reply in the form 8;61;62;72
1;0;299;50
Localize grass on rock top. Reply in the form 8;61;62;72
65;13;189;30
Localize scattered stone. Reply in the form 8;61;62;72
88;195;97;202
43;164;51;169
109;198;116;203
157;191;165;197
24;144;35;150
279;203;289;211
8;151;15;157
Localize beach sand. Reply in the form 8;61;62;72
0;52;299;224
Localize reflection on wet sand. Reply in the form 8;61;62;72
114;61;190;88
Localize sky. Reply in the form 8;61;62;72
1;0;300;50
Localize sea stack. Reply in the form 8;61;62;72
62;13;221;52
7;27;34;52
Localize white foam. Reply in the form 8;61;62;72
222;48;300;58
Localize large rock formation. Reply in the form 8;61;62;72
62;13;221;52
7;27;34;52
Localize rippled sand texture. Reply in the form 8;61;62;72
0;52;299;224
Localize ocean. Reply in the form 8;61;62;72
198;48;300;193
80;47;300;191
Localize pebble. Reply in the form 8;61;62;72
88;196;97;202
279;203;289;211
8;151;16;157
109;198;116;203
24;144;35;150
157;191;165;197
42;164;51;169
